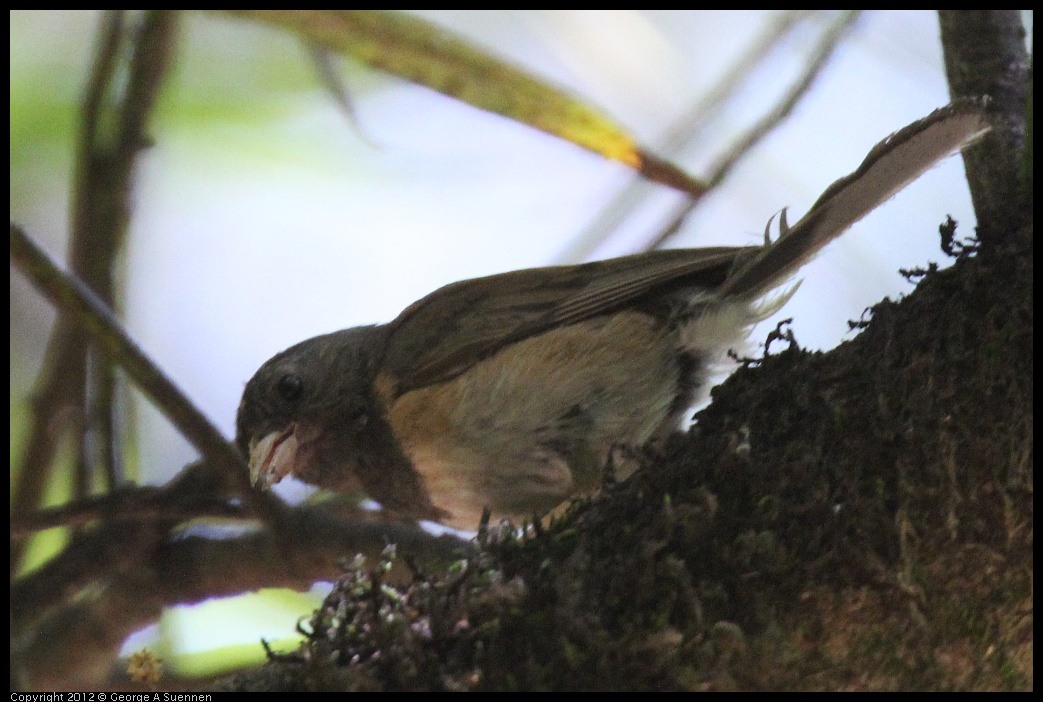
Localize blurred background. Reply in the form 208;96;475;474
11;9;1023;680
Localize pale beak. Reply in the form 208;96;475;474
248;424;300;489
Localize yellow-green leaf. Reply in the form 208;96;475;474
220;10;706;196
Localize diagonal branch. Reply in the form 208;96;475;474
10;224;276;517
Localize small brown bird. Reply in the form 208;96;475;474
236;100;989;530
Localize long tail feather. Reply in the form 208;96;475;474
721;98;991;299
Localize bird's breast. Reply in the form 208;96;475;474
384;310;692;529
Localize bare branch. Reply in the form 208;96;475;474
10;224;274;515
11;11;180;573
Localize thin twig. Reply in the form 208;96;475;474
646;10;861;251
554;11;831;264
11;12;125;573
9;483;241;539
11;12;183;574
79;10;181;497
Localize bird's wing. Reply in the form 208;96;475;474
381;246;749;395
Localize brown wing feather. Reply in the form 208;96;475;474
382;246;752;395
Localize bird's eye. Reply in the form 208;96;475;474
276;373;304;403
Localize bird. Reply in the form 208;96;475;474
236;99;990;530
